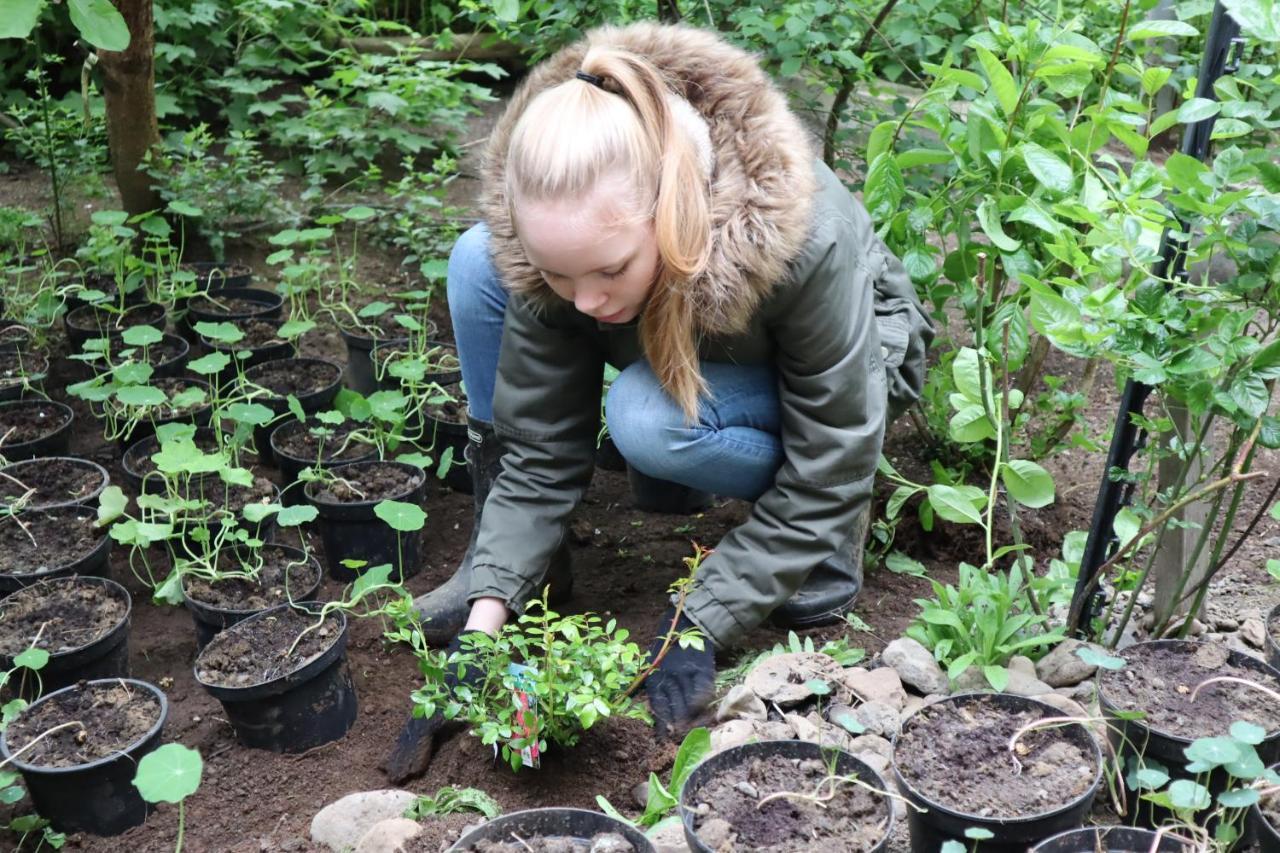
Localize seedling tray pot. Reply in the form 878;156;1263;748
269;421;378;507
305;460;426;582
0;576;132;698
243;357;344;466
0;678;167;836
1249;763;1280;853
0;507;111;595
1031;826;1198;852
892;693;1104;853
679;738;894;853
194;603;356;753
183;545;323;650
0;400;74;460
0;456;110;512
449;808;655;852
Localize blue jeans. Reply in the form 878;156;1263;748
447;223;783;501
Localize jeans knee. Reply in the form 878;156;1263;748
605;362;685;476
446;223;502;321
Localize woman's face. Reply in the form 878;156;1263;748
514;174;661;324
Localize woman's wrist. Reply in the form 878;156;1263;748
464;597;510;635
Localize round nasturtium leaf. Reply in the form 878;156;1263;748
373;499;426;533
133;743;203;804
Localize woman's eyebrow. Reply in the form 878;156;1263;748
535;251;636;278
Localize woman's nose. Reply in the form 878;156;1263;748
574;286;608;315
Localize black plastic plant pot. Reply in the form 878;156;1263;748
1267;604;1279;671
1250;764;1280;853
342;316;439;396
0;349;48;402
0;506;112;595
242;357;344;466
892;693;1104;853
373;339;462;391
627;465;712;514
182;544;323;650
120;425;252;495
595;434;626;472
450;808;655;853
0;576;132;698
65;275;150;312
181;261;252;290
0;456;110;512
269;419;378;507
0;678;167;836
0;323;34;352
200;317;297;385
173;478;281;556
1031;826;1198;852
112;378;215;453
193;603;356;753
423;400;472;494
678;739;894;853
144;333;192;379
0;399;74;460
63;301;166;351
1098;641;1280;789
305;460;427;582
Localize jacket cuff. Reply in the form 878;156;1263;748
679;585;754;650
468;562;541;616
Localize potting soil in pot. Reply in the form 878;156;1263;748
0;579;126;657
895;695;1097;818
1099;642;1280;737
454;832;635;853
127;429;244;478
0;458;103;509
190;295;272;317
108;378;207;420
0;402;71;445
215;318;285;348
185;546;319;611
247;360;339;396
0;350;45;386
273;421;373;464
425;396;467;425
691;755;890;851
0;510;102;575
311;462;422;503
196;607;342;688
5;681;161;767
184;475;275;513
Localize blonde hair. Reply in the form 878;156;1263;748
505;46;712;421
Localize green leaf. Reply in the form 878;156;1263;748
669;728;710;793
862;152;905;223
1221;0;1280;42
1001;459;1055;508
1020;143;1074;194
168;200;203;218
949;404;996;443
186;351;231;376
805;679;832;696
97;484;128;526
885;551;928;577
1230;375;1270;418
927;484;986;525
1176;97;1222;124
977;198;1021;252
492;0;519;22
68;0;131;51
132;743;203;804
1168;779;1211;811
373;500;426;533
1076;645;1126;670
1134;766;1170;790
983;665;1009;691
1127;18;1199;39
0;0;44;40
121;325;164;347
1184;736;1240;769
940;843;966;853
115;385;167;407
1218;787;1260;808
13;647;49;671
343;206;378;221
1141;67;1173;96
965;827;995;841
975;46;1019;116
1230;720;1266;745
275;505;317;527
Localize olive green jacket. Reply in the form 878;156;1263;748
468;23;932;648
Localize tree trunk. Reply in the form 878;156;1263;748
98;0;161;216
657;0;681;23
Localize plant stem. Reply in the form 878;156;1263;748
175;801;185;853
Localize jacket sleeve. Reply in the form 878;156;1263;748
681;215;888;648
468;294;603;613
869;233;934;420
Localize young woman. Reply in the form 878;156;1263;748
387;21;931;780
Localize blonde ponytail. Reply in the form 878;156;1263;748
505;45;713;421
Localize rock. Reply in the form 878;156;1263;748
354;818;423;853
715;684;767;722
846;734;894;761
1216;617;1239;632
853;702;901;737
1034;692;1089;720
734;781;759;799
952;666;991;693
882;638;949;695
632;781;650;810
1058;682;1097;708
899;694;924;727
1035;640;1099;688
1006;657;1054;697
784;713;819;742
858;751;891;776
647;817;692;853
743;653;845;706
592;834;635;853
698;817;733;850
842;667;908;712
1241;618;1267;649
311;790;419;853
709;720;758;754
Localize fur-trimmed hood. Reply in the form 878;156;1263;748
480;22;818;336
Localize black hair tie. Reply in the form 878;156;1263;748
575;70;606;89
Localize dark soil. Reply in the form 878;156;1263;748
311;461;423;503
0;578;127;658
213;317;287;349
0;349;46;387
272;420;376;464
895;695;1098;818
195;606;342;688
182;263;251;286
0;401;71;445
5;681;161;768
95;336;188;371
67;303;165;336
190;294;275;317
692;754;890;852
183;474;276;516
460;831;634;853
0;325;32;349
0;457;104;509
109;377;208;419
245;358;341;397
426;397;468;425
1099;642;1280;739
184;545;321;611
403;812;479;852
0;508;102;575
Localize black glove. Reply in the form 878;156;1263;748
385;630;484;782
644;608;716;738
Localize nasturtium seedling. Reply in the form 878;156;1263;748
133;743;203;804
121;325;164;347
1075;645;1126;670
374;500;426;532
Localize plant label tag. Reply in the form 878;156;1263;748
507;662;540;769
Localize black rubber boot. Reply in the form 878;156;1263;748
769;504;868;628
627;466;712;514
413;417;572;645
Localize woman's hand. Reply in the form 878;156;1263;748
464;596;510;634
